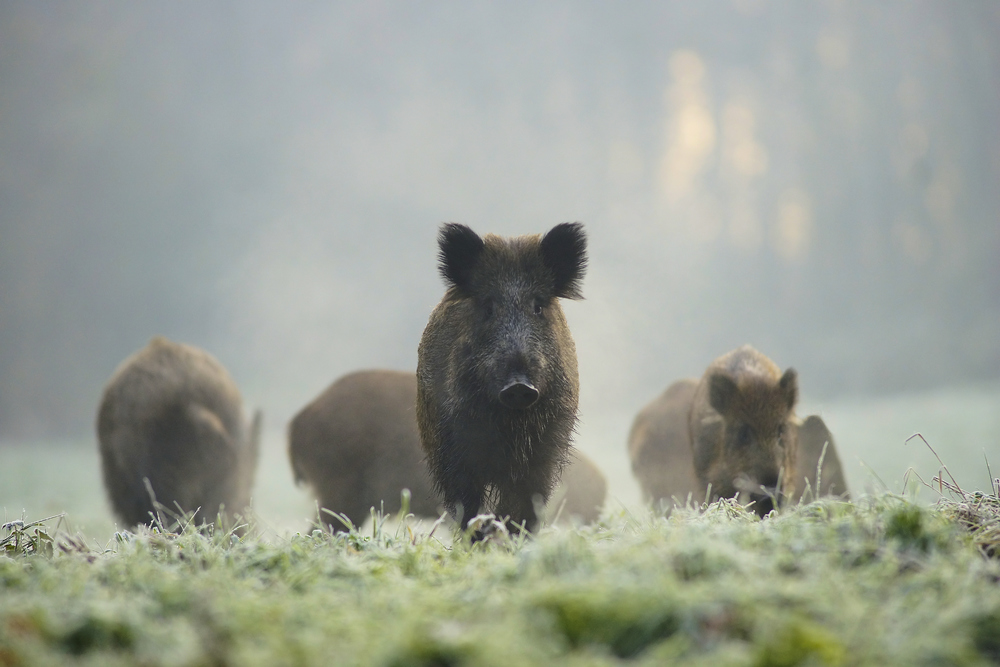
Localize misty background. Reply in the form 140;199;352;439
1;2;999;520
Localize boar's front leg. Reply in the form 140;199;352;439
498;476;550;535
445;477;484;534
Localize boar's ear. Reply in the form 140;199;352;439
438;223;484;291
541;222;588;299
708;373;738;415
779;368;798;412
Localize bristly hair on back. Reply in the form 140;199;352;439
438;223;484;292
541;222;587;300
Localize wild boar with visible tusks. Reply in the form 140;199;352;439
288;369;439;530
97;337;261;527
630;346;802;517
417;222;587;534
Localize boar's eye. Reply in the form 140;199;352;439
532;298;544;316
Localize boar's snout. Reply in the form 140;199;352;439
499;375;539;409
737;472;780;517
750;493;775;517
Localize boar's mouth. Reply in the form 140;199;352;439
749;492;775;517
734;474;781;517
499;376;540;409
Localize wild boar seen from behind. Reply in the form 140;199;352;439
97;337;261;528
288;369;439;531
417;222;587;535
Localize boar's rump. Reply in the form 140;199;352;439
288;369;439;530
97;337;260;527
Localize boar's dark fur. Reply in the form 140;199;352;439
417;222;587;534
97;337;261;527
288;369;439;530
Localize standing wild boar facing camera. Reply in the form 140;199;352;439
417;222;587;534
630;345;799;517
97;337;261;527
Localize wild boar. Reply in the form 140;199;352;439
792;415;850;501
629;346;800;517
96;336;260;527
291;369;604;531
544;449;607;525
416;222;587;534
628;379;703;506
288;369;439;530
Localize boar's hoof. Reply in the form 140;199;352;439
499;378;539;409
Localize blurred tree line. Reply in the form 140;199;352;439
1;1;997;439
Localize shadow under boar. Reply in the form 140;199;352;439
288;369;439;531
97;337;261;527
629;346;801;517
417;222;587;534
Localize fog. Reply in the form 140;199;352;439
2;1;998;446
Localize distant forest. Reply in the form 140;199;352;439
1;1;998;439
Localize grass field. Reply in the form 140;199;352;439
2;494;1000;666
1;384;999;665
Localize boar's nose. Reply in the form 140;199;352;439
499;376;539;409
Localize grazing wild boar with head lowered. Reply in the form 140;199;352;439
629;346;801;517
417;222;587;535
97;337;261;527
689;346;799;515
288;369;439;530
